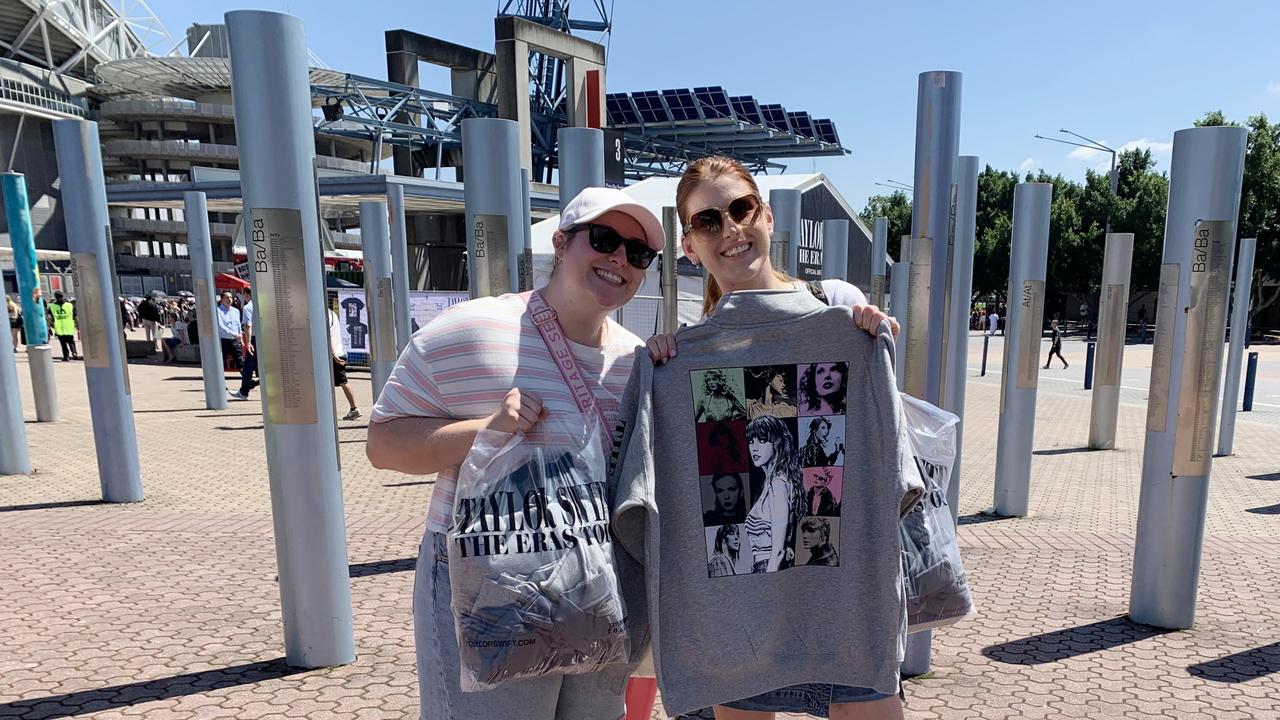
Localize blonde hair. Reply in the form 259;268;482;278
675;156;795;317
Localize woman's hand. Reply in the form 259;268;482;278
646;333;678;365
484;387;547;434
851;304;900;339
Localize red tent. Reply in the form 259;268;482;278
214;272;250;290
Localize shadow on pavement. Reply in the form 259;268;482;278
348;557;416;578
1247;472;1280;482
383;480;434;488
981;616;1171;665
1187;642;1280;683
1246;503;1280;515
162;376;209;382
0;658;308;717
957;513;1014;526
132;407;208;414
1033;447;1104;456
0;499;104;513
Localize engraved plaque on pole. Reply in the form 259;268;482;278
870;275;886;309
1096;282;1127;386
374;276;397;363
1146;263;1180;433
472;213;510;297
195;277;216;343
70;252;109;369
1172;221;1231;477
1016;279;1045;389
250;208;317;426
771;230;791;273
904;236;933;399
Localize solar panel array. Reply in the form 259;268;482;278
759;104;790;133
694;86;733;119
813;118;840;145
596;87;847;162
787;111;816;139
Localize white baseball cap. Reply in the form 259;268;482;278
558;187;665;252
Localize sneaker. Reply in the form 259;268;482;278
228;390;249;401
342;408;361;421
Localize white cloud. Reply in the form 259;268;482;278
1267;81;1280;95
1019;157;1038;173
1064;137;1172;171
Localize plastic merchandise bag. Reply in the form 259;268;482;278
899;394;974;632
449;412;629;692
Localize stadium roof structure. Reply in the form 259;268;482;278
93;56;348;100
606;86;848;173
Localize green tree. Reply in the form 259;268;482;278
857;190;912;261
1194;111;1280;323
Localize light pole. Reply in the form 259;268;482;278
1033;130;1119;232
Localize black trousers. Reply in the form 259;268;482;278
220;337;243;370
56;334;77;360
1045;345;1067;367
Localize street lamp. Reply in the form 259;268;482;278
1032;130;1119;233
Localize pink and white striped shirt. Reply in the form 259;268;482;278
370;293;643;533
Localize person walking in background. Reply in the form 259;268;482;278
215;291;242;372
229;288;259;401
987;310;1000;336
137;295;162;350
1137;305;1148;344
1044;319;1068;369
47;291;77;361
328;303;360;420
7;296;20;348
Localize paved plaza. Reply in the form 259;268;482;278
1;332;1277;719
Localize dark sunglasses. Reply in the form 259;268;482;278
567;223;657;270
685;193;763;236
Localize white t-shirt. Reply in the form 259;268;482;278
371;293;644;533
327;309;345;358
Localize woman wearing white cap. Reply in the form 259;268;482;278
367;187;666;720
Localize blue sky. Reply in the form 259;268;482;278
146;0;1280;211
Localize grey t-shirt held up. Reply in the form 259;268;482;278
609;288;922;715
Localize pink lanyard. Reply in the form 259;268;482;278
524;290;614;452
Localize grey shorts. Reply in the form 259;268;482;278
414;531;630;720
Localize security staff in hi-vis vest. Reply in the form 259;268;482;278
47;291;78;361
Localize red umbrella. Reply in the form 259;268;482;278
214;272;250;290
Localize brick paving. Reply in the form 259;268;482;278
1;335;1277;719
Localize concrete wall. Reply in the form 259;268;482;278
0;115;67;252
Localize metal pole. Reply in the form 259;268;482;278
462;118;522;297
904;85;966;669
51;119;142;502
226;9;355;667
1;173;57;421
869;216;888;307
768;189;801;276
519;168;533;292
661;206;679;334
1130;125;1247;630
386;183;412;353
183;191;226;411
943;155;979;520
821;219;849;282
1216;238;1256;456
557;126;604;210
1087;233;1134;448
1243;352;1258;411
1;173;47;347
890;238;910;393
360;200;395;401
910;70;962;407
0;306;30;474
980;336;990;377
992;183;1053;518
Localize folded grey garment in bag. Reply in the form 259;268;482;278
899;394;974;632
